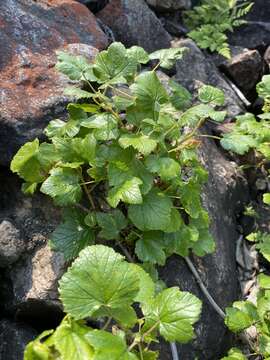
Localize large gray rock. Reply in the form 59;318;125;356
0;169;64;319
0;220;25;267
146;0;191;11
173;39;245;117
213;47;263;96
246;0;270;23
10;243;66;317
0;0;107;166
0;319;37;360
229;22;270;50
97;0;172;52
160;134;249;359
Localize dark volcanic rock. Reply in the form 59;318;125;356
97;0;172;52
146;0;191;12
0;220;25;268
229;22;270;50
77;0;108;13
213;47;263;96
10;243;66;321
159;135;249;359
0;0;108;166
0;169;65;320
173;39;245;117
0;319;37;360
246;0;270;23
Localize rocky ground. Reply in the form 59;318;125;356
0;0;269;359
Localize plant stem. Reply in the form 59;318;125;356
128;321;160;352
197;134;221;140
170;342;179;360
75;203;90;213
102;317;112;330
152;61;161;72
184;256;225;318
185;256;255;351
138;344;144;360
117;241;134;263
82;181;96;210
168;117;206;153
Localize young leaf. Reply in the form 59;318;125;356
59;245;140;319
127;46;149;64
52;317;94;360
181;104;213;126
10;139;44;183
128;190;172;231
220;133;257;155
145;155;181;181
50;208;95;261
93;42;137;85
24;330;55;360
107;177;143;208
96;209;127;240
129;71;168;122
129;264;155;304
142;287;202;343
169;80;192;111
257;75;270;99
64;87;94;100
149;47;187;69
135;231;166;265
221;348;247;360
56;51;94;81
40;167;82;206
263;193;270;205
198;85;225;106
225;301;258;332
119;134;157;156
85;330;138;360
258;273;270;289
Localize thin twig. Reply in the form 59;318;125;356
81;180;96;210
168;117;206;153
170;342;179;360
75;203;90;213
185;256;255;351
116;241;134;263
102;317;112;331
184;256;225;318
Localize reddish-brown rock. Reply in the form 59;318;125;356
0;0;108;166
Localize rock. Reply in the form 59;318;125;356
0;319;37;360
246;0;270;23
159;12;189;37
159;134;249;359
173;39;245;117
97;0;172;52
146;0;191;11
229;22;270;50
213;47;263;96
0;169;64;321
76;0;108;13
0;169;61;253
0;220;25;267
9;243;66;319
264;46;270;70
0;0;108;166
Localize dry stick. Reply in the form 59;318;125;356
184;256;225;318
170;342;180;360
184;256;255;351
